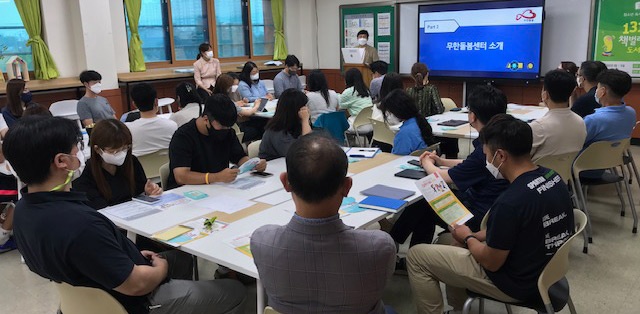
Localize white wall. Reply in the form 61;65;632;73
41;0;80;78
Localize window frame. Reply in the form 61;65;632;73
141;0;274;69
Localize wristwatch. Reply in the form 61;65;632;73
464;234;478;247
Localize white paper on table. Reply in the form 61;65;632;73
103;202;160;221
415;172;473;226
221;177;266;190
253;189;291;206
196;195;255;214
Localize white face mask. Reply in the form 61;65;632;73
231;85;239;93
0;161;13;176
485;151;504;180
250;73;260;81
357;38;368;46
73;150;86;179
205;51;213;59
385;113;401;126
90;83;102;94
576;77;582;89
100;150;127;166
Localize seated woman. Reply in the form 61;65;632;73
193;42;221;101
306;70;339;124
170;82;202;127
73;119;162;210
372;72;403;126
406;62;458;158
259;89;312;161
340;68;373;133
238;62;274;102
3;79;36;128
380;89;437;156
213;73;266;142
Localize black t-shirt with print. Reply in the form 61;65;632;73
485;167;574;302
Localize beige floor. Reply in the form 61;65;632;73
1;143;639;314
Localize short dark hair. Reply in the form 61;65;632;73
23;104;52;117
543;69;576;103
479;114;532;158
227;72;240;81
579;61;607;82
202;94;238;127
79;70;101;83
597;69;632;99
559;61;578;76
131;83;157;112
3;116;82;185
357;30;369;38
466;85;508;125
286;133;348;202
284;55;300;67
370;61;389;75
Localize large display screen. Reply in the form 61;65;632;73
418;0;545;80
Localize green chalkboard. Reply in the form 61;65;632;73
340;4;396;72
592;0;640;77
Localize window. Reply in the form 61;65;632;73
0;0;33;73
127;0;275;66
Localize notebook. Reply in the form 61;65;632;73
359;196;407;213
437;120;468;127
361;184;415;200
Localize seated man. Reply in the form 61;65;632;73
77;70;117;127
273;54;303;98
369;60;389;102
390;85;509;248
167;94;267;189
4;116;246;314
251;133;396;314
126;83;178;157
584;69;637;147
571;61;607;118
407;114;575;314
530;69;587;162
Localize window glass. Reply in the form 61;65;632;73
129;0;170;62
250;0;275;56
171;0;208;61
215;0;247;58
0;0;33;72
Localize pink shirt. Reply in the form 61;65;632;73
193;57;221;90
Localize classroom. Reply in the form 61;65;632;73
0;0;639;313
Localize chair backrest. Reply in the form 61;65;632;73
352;106;373;130
264;306;282;314
573;139;628;176
369;118;395;146
137;149;169;179
537;209;587;306
159;162;170;189
535;151;578;185
263;79;275;93
56;282;127;314
441;98;457;111
410;142;441;157
231;124;244;143
50;100;79;117
248;140;261;159
313;112;350;144
299;75;307;88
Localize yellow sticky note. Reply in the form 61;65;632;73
154;226;192;241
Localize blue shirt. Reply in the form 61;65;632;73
448;139;509;227
392;118;426;156
238;80;268;102
583;104;636;148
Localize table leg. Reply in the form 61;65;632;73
256;279;265;314
126;231;137;243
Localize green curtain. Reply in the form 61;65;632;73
271;0;288;60
14;0;59;80
124;0;146;72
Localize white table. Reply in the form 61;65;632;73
100;153;423;313
390;103;549;139
253;99;278;118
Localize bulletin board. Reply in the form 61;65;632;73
591;0;640;77
340;3;397;72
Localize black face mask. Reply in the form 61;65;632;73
207;123;231;141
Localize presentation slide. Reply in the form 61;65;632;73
418;0;544;80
